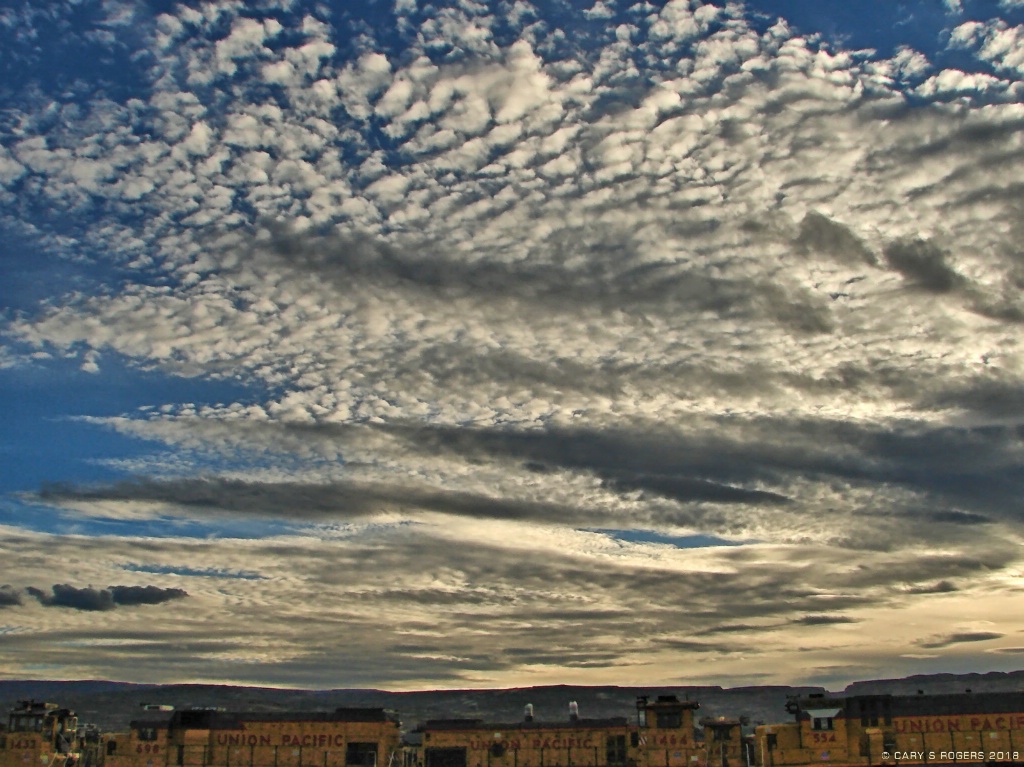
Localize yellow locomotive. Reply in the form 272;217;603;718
14;687;1024;767
753;691;1024;767
0;701;99;767
406;695;746;767
3;696;748;767
101;708;401;767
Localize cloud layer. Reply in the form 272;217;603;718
1;0;1024;690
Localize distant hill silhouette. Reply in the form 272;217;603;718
2;671;1022;733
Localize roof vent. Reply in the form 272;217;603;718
569;701;579;721
524;704;534;723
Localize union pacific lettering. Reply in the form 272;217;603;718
467;740;522;750
464;737;598;750
280;734;347;748
530;738;594;750
458;737;606;749
892;714;1024;734
214;734;348;747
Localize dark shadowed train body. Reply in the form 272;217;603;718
32;696;745;767
0;700;102;767
8;689;1024;767
753;691;1024;767
405;696;746;767
101;708;402;767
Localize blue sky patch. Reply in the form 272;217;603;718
121;563;267;580
582;528;749;549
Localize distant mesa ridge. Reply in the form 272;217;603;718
2;670;1024;732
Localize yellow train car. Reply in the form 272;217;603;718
698;718;747;767
102;716;172;767
637;695;705;767
754;691;1024;767
408;694;744;767
0;701;95;767
103;708;401;767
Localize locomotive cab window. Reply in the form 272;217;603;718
11;716;44;732
656;711;683;729
812;718;834;731
346;742;379;767
137;728;159;741
606;734;627;764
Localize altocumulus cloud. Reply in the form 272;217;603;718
1;0;1024;688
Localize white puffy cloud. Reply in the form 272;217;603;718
0;146;27;185
584;1;616;21
950;18;1024;77
213;16;275;75
336;52;393;119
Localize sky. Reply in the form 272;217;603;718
1;0;1024;693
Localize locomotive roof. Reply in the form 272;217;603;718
168;708;398;729
419;717;631;731
128;718;173;730
791;691;1024;718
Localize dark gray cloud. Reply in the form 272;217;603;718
0;585;22;607
599;472;791;506
920;379;1024;418
654;639;748;654
905;580;958;595
897;113;1024;161
28;584;115;611
26;583;188;610
795;212;878;267
109;585;189;606
919;632;1005;649
695;623;784;636
761;283;835;335
370;417;1024;522
836;552;1017;590
52;408;1023;544
39;477;599;525
260;225;833;334
923;510;991;525
884;239;964;293
791;615;860;626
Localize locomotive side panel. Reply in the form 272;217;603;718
103;710;399;767
419;720;637;767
